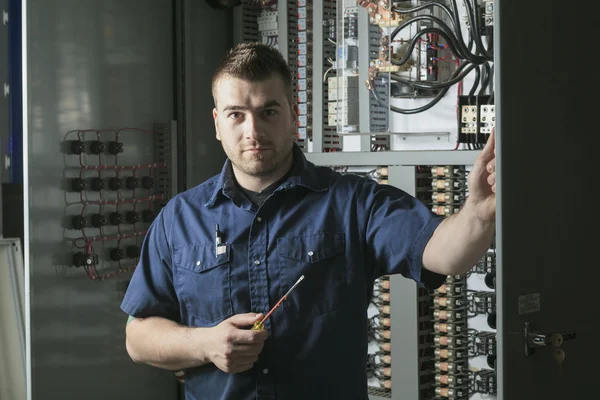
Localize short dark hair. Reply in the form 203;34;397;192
212;42;294;107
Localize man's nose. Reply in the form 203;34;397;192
244;114;265;140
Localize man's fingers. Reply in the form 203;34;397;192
487;157;495;173
232;342;265;356
487;172;496;186
479;128;496;162
225;326;269;345
227;313;264;328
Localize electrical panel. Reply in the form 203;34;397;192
64;124;174;281
235;1;496;398
417;165;497;400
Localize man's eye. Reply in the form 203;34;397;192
263;109;277;117
228;112;242;119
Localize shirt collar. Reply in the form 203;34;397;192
205;143;328;208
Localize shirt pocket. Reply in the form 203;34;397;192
174;244;232;325
277;232;346;316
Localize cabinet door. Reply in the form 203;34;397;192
496;0;592;398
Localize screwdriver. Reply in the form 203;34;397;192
252;275;305;331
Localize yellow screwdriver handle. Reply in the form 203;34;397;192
252;321;264;331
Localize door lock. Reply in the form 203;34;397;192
524;321;576;356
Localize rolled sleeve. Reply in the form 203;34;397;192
364;181;446;290
120;208;181;322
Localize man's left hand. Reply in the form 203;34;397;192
466;128;496;222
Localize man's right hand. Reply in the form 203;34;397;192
206;313;269;373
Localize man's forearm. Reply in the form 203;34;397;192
423;200;495;276
126;316;211;371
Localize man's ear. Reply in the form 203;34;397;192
213;108;221;141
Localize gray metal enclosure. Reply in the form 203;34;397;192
494;0;593;398
24;1;177;398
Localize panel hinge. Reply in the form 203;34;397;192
2;10;8;25
3;83;9;97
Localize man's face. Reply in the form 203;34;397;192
213;74;297;178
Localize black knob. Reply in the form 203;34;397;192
71;215;87;229
109;177;123;190
125;211;140;224
126;245;140;259
89;141;105;154
71;178;87;192
90;177;105;191
110;248;125;261
142;209;156;223
141;176;154;189
108;141;124;155
126;177;140;190
487;312;497;329
73;252;97;267
484;271;496;289
91;214;107;227
109;212;123;225
70;140;87;155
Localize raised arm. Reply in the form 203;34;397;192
423;129;496;275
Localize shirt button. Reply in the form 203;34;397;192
256;217;263;222
254;260;261;265
308;251;314;257
262;368;269;375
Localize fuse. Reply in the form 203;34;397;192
431;166;465;177
434;335;467;347
380;342;391;352
370;316;391;328
435;360;466;373
433;309;465;321
435;386;469;398
432;205;460;216
432;179;466;190
433;296;464;308
432;192;466;204
434;322;465;335
435;373;469;386
368;353;392;366
434;347;468;360
436;283;464;295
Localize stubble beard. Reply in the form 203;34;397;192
225;139;294;178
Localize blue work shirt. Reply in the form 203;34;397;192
121;144;446;400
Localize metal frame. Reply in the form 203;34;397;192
277;0;288;61
387;166;420;400
311;1;324;152
20;1;31;398
305;149;479;167
356;6;372;150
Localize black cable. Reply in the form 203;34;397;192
478;62;491;96
390;27;459;66
468;0;494;60
388;61;477;90
390;15;486;64
468;66;481;102
374;62;476;114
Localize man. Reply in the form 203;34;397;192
121;42;496;400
